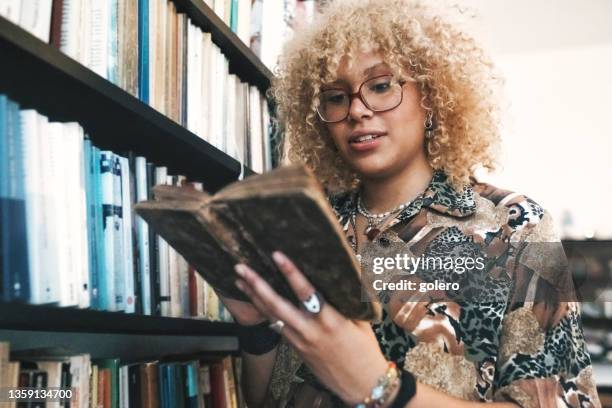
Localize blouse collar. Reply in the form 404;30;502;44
331;170;476;225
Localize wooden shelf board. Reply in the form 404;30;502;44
0;302;240;336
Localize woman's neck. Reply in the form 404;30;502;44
359;159;434;214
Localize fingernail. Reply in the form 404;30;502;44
235;279;245;290
235;264;247;277
272;251;287;265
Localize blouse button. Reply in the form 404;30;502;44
378;237;390;247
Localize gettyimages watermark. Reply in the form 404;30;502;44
358;239;612;304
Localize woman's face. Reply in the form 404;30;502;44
323;50;428;181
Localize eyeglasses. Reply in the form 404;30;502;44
316;75;406;123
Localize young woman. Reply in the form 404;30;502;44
219;0;601;406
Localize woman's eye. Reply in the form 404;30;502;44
370;82;391;93
324;93;348;105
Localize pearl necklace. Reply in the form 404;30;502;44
356;193;419;240
357;195;415;219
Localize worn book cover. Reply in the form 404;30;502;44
134;165;379;321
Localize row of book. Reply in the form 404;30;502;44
0;0;274;173
0;342;245;408
0;94;231;320
0;0;321;70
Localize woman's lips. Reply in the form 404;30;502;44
348;134;385;152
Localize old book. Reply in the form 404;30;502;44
49;0;64;48
139;361;159;408
134;165;379;321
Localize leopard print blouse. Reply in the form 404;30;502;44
264;171;601;408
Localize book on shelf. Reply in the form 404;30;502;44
2;342;246;408
1;0;275;169
134;165;380;321
0;95;235;321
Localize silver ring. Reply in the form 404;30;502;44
268;320;285;333
302;291;324;314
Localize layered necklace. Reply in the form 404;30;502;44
349;192;422;260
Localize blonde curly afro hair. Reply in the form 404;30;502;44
270;0;503;191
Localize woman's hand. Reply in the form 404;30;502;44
217;293;267;326
234;251;390;406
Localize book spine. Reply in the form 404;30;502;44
185;21;195;134
134;156;151;315
49;0;64;48
18;0;53;43
138;0;149;103
184;362;198;408
201;32;211;142
0;102;8;303
90;364;98;408
209;362;228;408
84;139;99;309
93;147;108;310
147;0;156;109
119;156;135;313
119;365;128;408
198;364;212;408
112;155;125;311
180;14;188;128
58;0;78;59
127;152;142;314
87;1;109;78
93;359;119;408
236;0;250;45
261;95;272;171
127;0;139;97
168;3;178;122
33;114;60;306
117;0;126;90
72;124;90;309
154;167;170;317
175;13;185;126
78;0;91;65
192;25;202;138
0;0;21;24
127;364;140;407
1;98;31;301
18;99;53;304
229;0;238;33
140;362;158;408
188;262;197;317
146;163;159;315
107;0;119;84
174;363;185;407
100;151;116;311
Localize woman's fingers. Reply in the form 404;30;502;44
272;251;338;321
272;251;317;302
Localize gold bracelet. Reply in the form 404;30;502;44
354;361;400;408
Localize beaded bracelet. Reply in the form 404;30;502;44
354;361;400;408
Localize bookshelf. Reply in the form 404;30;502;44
0;0;274;370
0;12;267;192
